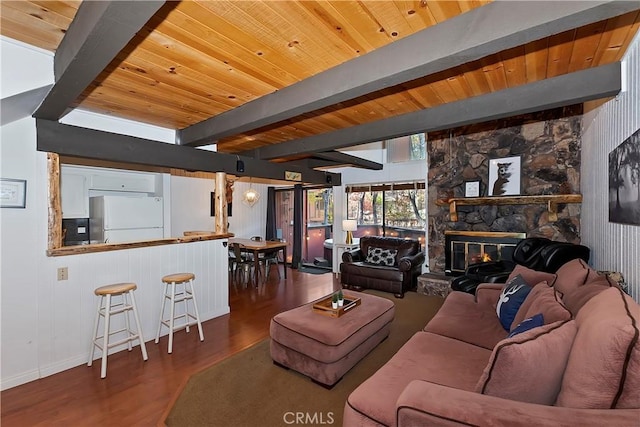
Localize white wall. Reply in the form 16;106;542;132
581;32;640;302
0;37;232;390
228;181;269;239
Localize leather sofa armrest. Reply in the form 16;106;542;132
396;380;639;427
342;249;363;263
398;252;425;272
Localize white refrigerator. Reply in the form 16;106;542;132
90;196;164;244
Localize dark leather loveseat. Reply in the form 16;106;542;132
340;236;424;298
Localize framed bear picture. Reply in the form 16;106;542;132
488;156;521;196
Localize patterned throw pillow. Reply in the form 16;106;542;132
508;313;544;338
365;247;397;266
496;275;532;331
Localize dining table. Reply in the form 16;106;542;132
228;238;288;283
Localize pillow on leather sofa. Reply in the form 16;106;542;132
476;320;577;405
365;247;397;266
507;264;557;288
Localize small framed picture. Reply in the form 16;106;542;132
0;178;27;208
488;156;521;196
464;180;481;197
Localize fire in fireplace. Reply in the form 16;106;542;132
444;231;526;276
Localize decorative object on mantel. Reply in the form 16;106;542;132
343;219;357;244
436;194;583;222
242;178;260;207
488;156;521;196
609;128;640;226
464;180;481;198
0;178;26;208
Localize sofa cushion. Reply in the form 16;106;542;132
507;264;557;287
347;331;491;427
510;283;571;332
509;280;548;330
554;258;590;297
365;246;397;267
476;320;577;405
423;291;508;350
562;283;611;316
556;287;640;409
508;313;544;337
497;275;532;331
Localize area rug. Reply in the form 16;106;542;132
298;265;332;275
164;290;444;427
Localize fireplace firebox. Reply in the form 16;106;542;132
444;231;526;276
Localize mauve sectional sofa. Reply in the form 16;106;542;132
343;258;640;426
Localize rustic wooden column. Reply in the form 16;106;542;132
47;153;62;252
214;172;228;234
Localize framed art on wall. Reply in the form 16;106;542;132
0;178;27;208
464;180;481;197
609;128;640;226
488;156;521;196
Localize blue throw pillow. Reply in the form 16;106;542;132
508;313;544;338
496;275;532;331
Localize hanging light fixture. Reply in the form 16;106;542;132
242;178;260;207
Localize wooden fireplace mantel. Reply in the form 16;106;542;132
436;194;583;222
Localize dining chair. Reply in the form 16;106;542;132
261;238;283;282
231;243;254;286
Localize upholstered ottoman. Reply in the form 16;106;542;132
270;291;395;387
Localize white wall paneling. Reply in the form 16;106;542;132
581;32;640;302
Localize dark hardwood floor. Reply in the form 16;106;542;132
0;267;339;426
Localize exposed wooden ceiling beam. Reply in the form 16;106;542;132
35;119;341;186
244;62;621;160
177;1;638;147
314;151;383;170
33;1;166;120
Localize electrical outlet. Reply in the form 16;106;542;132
57;267;68;281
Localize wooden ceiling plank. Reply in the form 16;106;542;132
593;11;640;65
361;1;416;40
546;29;577;78
328;1;400;50
479;53;508;92
75;98;188;129
423;0;463;22
160;3;308;85
135;32;278;98
246;62;622;160
120;48;265;103
500;45;527;87
5;1;77;29
179;1;636;147
35;119;341;186
297;1;375;55
524;38;549;83
34;1;167;120
568;20;608;73
30;1;81;21
89;70;230;118
78;85;211;125
0;5;67;50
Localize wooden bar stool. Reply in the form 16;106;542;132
155;273;204;353
88;283;148;379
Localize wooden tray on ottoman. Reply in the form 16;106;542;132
312;293;361;318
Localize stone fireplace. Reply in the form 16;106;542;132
444;231;526;276
427;105;583;273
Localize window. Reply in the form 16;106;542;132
346;182;425;241
386;133;426;163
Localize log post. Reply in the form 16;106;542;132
47;153;62;252
215;172;227;233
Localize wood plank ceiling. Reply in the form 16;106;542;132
2;1;639;164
